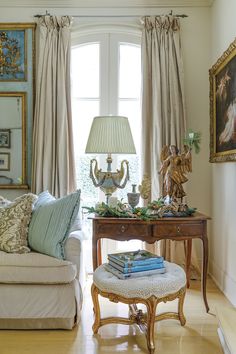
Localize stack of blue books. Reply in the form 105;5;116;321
105;249;166;279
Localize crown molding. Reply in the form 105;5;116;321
0;0;214;8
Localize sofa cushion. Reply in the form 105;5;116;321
0;250;77;284
0;194;37;254
28;190;81;259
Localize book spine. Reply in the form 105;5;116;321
126;267;166;278
108;259;164;273
108;255;164;267
105;264;166;279
104;264;129;279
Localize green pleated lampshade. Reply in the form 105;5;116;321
85;116;136;154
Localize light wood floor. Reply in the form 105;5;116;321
0;276;230;354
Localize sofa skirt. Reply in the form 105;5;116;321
0;279;82;329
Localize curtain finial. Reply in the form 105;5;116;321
34;10;51;18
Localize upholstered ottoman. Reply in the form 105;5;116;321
91;261;186;354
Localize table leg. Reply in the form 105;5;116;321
92;237;98;271
97;239;102;266
201;231;209;312
185;240;192;289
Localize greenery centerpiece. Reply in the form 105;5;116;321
84;198;196;220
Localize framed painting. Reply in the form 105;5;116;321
0;129;10;148
0;24;29;81
0;153;10;171
209;38;236;162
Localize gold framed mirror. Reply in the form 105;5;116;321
0;92;28;189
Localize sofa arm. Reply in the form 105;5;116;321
64;230;87;290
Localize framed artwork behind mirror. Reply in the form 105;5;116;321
0;152;10;171
0;129;11;148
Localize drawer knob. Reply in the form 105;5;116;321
121;225;126;233
177;226;181;233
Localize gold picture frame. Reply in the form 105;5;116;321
0;23;30;81
0;92;28;188
209;38;236;163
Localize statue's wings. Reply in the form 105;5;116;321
159;145;170;177
160;145;170;163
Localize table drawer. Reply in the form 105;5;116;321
153;223;203;237
98;223;150;237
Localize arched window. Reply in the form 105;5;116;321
71;25;142;266
71;25;141;203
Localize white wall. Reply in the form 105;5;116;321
210;0;236;306
181;7;211;264
160;7;212;267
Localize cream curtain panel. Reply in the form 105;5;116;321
31;16;76;198
141;15;186;199
141;16;199;269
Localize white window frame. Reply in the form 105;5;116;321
71;27;141;114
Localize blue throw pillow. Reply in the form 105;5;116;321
28;190;81;259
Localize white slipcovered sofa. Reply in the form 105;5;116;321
0;230;86;329
0;190;86;329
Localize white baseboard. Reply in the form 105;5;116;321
209;259;236;307
217;328;231;354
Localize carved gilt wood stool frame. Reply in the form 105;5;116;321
91;263;186;354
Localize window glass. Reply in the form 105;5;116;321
72;99;99;154
71;43;99;98
119;43;141;99
72;98;99;207
71;43;100;207
118;43;141;200
119;100;141;155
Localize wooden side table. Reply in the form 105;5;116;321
91;212;210;312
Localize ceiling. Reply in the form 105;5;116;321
0;0;214;8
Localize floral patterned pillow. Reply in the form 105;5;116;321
0;193;37;253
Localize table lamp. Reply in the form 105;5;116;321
85;116;136;203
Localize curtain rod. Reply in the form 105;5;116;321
34;11;188;19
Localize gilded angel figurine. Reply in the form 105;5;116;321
159;144;192;201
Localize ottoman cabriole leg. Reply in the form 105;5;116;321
145;296;158;354
154;287;186;326
91;283;101;334
178;287;186;326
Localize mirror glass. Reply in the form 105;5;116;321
0;92;28;188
